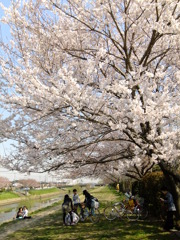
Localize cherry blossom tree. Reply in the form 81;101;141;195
0;176;11;189
0;0;180;214
18;179;40;188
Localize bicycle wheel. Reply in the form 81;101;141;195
126;208;139;221
114;202;126;218
139;206;148;220
104;205;118;221
90;208;100;223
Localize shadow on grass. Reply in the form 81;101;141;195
5;211;177;240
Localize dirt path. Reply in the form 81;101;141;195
0;205;61;239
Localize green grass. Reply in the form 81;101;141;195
0;188;61;201
1;185;177;240
4;208;175;240
29;187;60;195
30;201;61;216
0;207;14;214
0;191;20;201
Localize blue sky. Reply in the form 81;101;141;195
0;1;13;179
0;0;53;181
0;0;13;154
0;1;97;184
0;0;11;39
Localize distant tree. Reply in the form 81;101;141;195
0;176;11;189
18;179;40;188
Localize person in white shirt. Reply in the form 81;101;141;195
23;206;28;217
125;189;132;200
22;206;31;219
72;189;80;214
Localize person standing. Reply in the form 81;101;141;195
72;189;80;214
83;190;94;210
79;190;95;220
160;186;176;231
62;194;73;225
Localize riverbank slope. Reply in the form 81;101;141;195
0;186;179;240
0;188;65;206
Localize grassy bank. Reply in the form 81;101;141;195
5;213;175;240
0;186;177;240
0;187;61;202
0;191;20;201
0;188;63;207
29;187;61;195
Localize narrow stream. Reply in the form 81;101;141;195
0;195;63;225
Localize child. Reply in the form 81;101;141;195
72;189;80;214
22;206;31;219
83;190;94;209
22;206;28;217
62;194;73;225
80;190;97;219
16;207;24;219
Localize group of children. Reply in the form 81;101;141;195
14;189;96;224
62;189;97;225
16;206;31;219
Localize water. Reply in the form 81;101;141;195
0;195;63;225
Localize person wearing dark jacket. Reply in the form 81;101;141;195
83;190;94;209
160;187;176;231
79;190;95;220
62;194;73;225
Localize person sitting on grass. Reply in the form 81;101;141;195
124;189;138;209
22;206;31;219
124;189;132;200
62;194;73;225
16;207;24;219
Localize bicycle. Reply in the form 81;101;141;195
123;197;148;220
104;202;125;221
138;204;148;220
78;203;100;223
104;199;148;221
125;202;148;221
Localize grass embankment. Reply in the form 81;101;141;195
0;187;61;201
0;188;63;206
0;191;20;201
29;187;60;195
0;185;177;240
